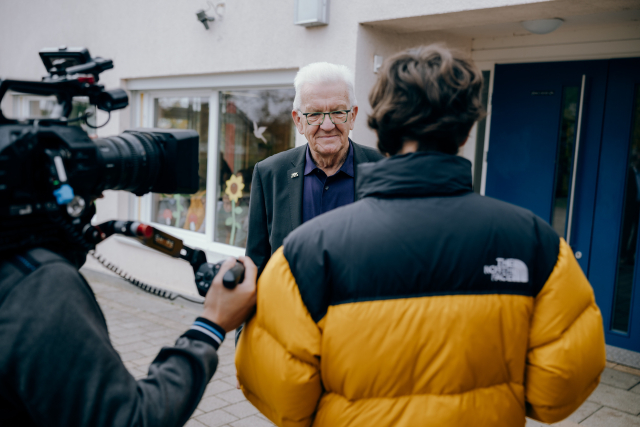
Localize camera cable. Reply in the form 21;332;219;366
48;213;204;304
88;250;205;304
83;110;110;129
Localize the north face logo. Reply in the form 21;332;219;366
483;258;529;283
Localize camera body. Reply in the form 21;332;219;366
0;47;200;254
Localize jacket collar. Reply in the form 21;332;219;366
357;151;473;199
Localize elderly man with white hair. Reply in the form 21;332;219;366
245;62;383;275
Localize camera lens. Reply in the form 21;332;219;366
93;131;163;196
91;128;199;196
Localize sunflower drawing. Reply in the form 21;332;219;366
225;174;245;204
224;174;245;245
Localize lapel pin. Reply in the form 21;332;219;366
291;172;299;178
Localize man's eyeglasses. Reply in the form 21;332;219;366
301;110;351;126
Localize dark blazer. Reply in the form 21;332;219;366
246;140;384;274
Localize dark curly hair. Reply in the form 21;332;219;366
368;45;485;156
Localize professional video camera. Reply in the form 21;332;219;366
0;47;243;297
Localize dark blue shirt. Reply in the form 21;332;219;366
302;142;355;223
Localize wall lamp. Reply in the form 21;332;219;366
521;18;564;35
294;0;329;27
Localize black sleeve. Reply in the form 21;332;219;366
0;261;217;427
246;162;271;276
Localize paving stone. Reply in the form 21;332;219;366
220;376;239;387
615;366;640;378
119;321;147;329
217;364;237;377
582;407;640;426
601;368;640;390
195;409;238;427
145;336;177;346
107;324;127;333
137;346;163;357
221;401;259;418
123;361;138;370
113;340;155;354
219;346;235;355
203;380;235;396
111;334;145;346
567;401;602;423
128;366;148;378
212;373;232;382
588;383;640;415
197;396;230;412
255;413;272;422
218;356;236;367
632;384;640;395
145;329;177;338
118;351;146;362
230;415;275;427
111;328;150;338
217;389;246;404
130;355;156;366
525;419;579;427
184;419;207;427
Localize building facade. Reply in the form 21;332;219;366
1;0;639;362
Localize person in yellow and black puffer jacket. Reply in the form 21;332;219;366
235;44;606;427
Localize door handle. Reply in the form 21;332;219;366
566;75;587;247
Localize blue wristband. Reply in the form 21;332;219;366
182;317;226;350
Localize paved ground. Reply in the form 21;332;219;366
82;267;640;427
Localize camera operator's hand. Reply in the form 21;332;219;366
202;256;257;332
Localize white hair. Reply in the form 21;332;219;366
293;62;357;111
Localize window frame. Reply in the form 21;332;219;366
131;78;297;258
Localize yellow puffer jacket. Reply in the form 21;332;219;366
236;153;606;427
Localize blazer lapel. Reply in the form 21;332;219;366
352;141;369;201
288;146;306;232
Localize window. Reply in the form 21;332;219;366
215;89;296;248
139;86;296;254
152;97;209;233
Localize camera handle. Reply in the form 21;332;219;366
0;78;128;125
84;221;245;297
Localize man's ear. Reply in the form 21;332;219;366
292;110;304;134
349;106;359;131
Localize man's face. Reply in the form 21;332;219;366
292;81;358;158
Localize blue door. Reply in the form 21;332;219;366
486;58;640;352
589;58;640;352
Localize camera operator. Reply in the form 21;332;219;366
0;242;256;427
0;47;259;426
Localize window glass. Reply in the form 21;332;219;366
216;89;296;248
551;86;580;238
152;97;209;233
612;84;640;333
